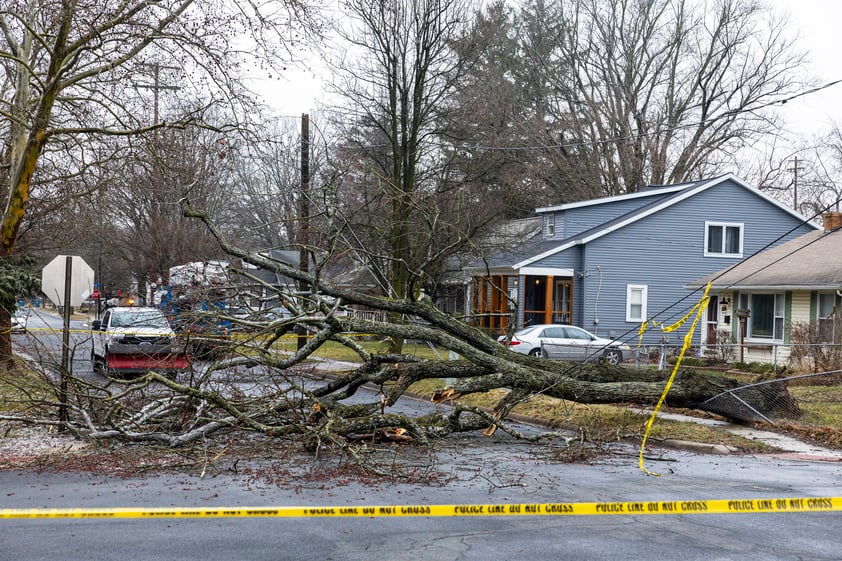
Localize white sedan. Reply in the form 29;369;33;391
498;324;630;364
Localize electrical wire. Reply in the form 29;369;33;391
299;79;842;154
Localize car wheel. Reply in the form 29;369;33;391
603;349;623;365
528;348;542;357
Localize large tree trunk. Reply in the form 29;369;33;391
336;357;800;428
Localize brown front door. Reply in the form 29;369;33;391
552;278;572;324
706;295;719;345
472;275;510;336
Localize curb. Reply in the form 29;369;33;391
656;439;737;455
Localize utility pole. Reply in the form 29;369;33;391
789;157;804;212
137;63;180;195
137;64;180;299
297;114;310;350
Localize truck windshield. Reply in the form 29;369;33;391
112;310;170;328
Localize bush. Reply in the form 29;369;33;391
788;319;842;374
731;361;776;375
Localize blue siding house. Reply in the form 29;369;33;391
465;174;820;347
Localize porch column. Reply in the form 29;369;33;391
543;275;554;324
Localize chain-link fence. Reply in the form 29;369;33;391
626;342;842;375
636;343;842;424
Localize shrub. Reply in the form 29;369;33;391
788;319;842;374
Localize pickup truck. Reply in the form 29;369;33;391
90;306;190;377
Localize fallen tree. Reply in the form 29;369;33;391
0;200;800;461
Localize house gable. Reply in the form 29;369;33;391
517;173;818;269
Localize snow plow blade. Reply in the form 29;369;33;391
107;353;190;375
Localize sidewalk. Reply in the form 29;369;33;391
647;409;842;461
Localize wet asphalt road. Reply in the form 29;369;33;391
3;436;842;561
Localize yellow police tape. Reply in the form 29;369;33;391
19;327;355;340
1;497;839;519
637;282;712;477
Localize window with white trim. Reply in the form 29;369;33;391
543;214;555;238
626;285;648;322
740;292;784;341
705;222;743;257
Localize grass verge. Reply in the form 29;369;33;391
404;378;775;453
255;339;842;453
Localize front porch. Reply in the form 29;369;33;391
470;272;575;337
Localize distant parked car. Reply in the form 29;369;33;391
498;324;630;364
11;307;30;333
228;306;254;319
79;298;100;313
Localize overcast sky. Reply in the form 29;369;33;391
260;0;842;138
769;0;842;137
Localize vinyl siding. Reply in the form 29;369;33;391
556;194;665;238
527;178;815;345
790;292;812;325
545;192;671;240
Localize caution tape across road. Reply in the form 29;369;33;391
1;497;839;519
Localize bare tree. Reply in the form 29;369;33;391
746;127;842;222
323;0;516;353
449;0;810;200
224;117;313;252
105;123;233;297
798;125;842;216
327;0;468;300
0;0;315;357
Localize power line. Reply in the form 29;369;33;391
323;79;842;154
454;79;842;153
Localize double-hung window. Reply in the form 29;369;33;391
740;292;784;341
543;215;555;238
626;285;648;322
705;222;743;257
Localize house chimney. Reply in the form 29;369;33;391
822;212;842;232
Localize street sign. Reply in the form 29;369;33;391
91;289;101;299
41;255;95;307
